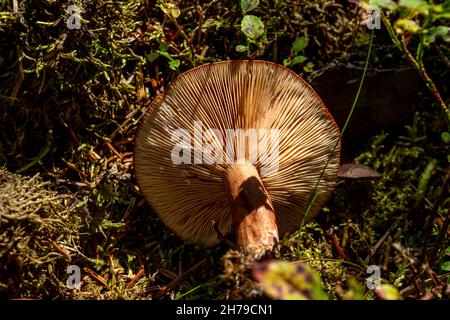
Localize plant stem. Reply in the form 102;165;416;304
380;12;449;123
299;28;375;233
165;13;196;67
400;36;449;121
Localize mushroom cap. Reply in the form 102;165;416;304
135;60;340;247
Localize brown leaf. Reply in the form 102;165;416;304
338;163;381;179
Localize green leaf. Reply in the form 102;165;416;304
252;260;328;300
240;0;259;13
442;132;450;143
235;45;248;52
291;55;307;66
441;261;450;272
375;284;403;300
434;11;450;19
158;2;180;18
168;3;181;18
424;26;450;45
241;15;265;40
337;277;365;300
168;59;180;70
394;19;421;34
399;0;430;13
283;55;307;67
292;36;307;54
158;50;173;60
369;0;397;10
303;61;315;73
147;52;160;62
159;42;170;52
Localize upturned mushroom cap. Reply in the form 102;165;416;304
135;60;340;247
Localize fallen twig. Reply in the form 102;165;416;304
153;259;207;298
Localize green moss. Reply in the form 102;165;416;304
0;167;83;298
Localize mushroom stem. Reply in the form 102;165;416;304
225;163;279;259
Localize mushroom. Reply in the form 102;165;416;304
135;60;340;259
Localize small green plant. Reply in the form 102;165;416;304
442;132;450;162
236;0;267;56
283;36;308;68
147;42;181;71
440;247;450;284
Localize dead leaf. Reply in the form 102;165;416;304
375;284;403;300
338;163;382;179
252;260;328;300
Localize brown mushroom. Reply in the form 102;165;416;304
135;60;340;258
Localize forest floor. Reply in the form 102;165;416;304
0;0;449;299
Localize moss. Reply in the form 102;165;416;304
0;167;83;298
